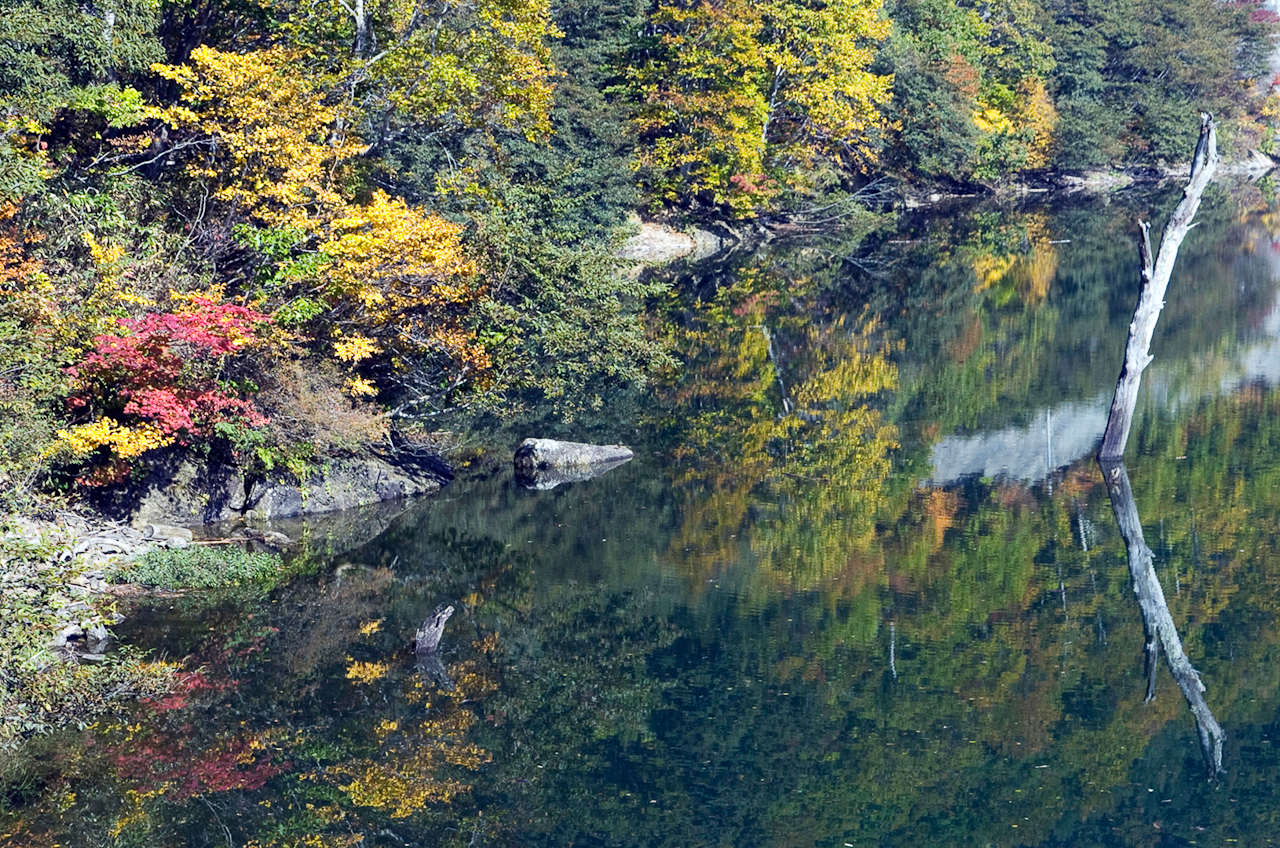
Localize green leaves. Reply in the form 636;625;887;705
111;546;284;590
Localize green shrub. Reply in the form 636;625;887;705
112;546;283;590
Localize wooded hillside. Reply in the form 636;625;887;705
1;0;1276;504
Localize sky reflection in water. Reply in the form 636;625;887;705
7;192;1280;846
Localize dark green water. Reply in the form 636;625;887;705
8;188;1280;846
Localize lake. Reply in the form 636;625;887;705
6;183;1280;846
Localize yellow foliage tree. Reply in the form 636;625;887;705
632;0;893;215
285;0;559;150
152;48;492;404
320;189;489;377
153;46;360;229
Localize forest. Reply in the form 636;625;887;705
6;3;1280;827
1;0;1278;504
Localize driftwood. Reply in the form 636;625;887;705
414;603;454;654
513;439;635;489
1098;113;1219;460
1099;460;1224;777
513;438;634;472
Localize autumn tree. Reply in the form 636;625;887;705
881;0;1056;183
55;297;274;484
152;46;358;228
273;0;559;155
628;0;893;216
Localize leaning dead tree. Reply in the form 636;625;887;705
1093;115;1225;777
1098;113;1219;460
1099;460;1224;777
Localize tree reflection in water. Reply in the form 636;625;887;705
1099;458;1225;777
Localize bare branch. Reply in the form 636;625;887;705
1098;113;1219;460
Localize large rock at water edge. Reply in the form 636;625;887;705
92;447;452;525
513;438;633;475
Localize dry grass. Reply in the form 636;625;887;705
254;359;390;454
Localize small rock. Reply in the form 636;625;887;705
86;624;111;653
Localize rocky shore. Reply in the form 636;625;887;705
0;513;182;656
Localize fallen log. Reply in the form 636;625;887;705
513;438;634;471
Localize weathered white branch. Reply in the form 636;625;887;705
1098;113;1219;460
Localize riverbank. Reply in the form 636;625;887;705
0;464;446;747
621;151;1280;265
0;512;187;747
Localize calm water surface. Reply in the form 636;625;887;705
7;190;1280;846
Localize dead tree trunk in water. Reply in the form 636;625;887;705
1093;118;1225;777
415;603;454;654
414;603;456;690
1098;113;1219;460
1099;460;1224;777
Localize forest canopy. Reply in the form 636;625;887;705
1;0;1277;503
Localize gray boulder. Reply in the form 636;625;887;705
94;447;452;526
513;438;633;489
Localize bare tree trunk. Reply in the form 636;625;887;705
1098;113;1219;460
1094;118;1226;776
336;0;369;57
1099;459;1224;777
415;603;454;654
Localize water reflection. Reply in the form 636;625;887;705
931;400;1108;483
1100;459;1225;776
7;194;1280;845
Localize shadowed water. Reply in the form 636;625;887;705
7;188;1280;847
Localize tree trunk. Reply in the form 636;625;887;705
415;603;454;654
353;0;368;58
1098;113;1219;460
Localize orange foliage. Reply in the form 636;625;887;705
0;203;40;291
943;53;981;100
